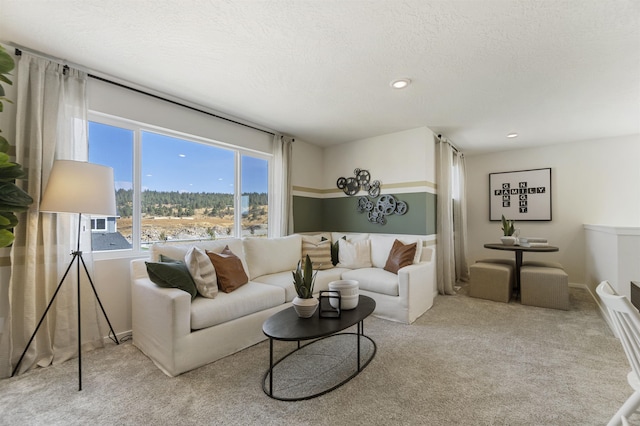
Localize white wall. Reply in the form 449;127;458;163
291;139;324;192
292;127;437;197
88;79;274;154
466;134;640;286
323;127;436;194
92;255;147;338
584;225;640;298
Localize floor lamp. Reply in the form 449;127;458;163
11;160;120;390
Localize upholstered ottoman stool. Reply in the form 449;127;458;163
520;266;569;310
522;260;564;269
476;258;515;268
469;262;513;303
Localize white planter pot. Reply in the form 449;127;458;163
328;280;359;310
292;296;319;318
500;236;517;246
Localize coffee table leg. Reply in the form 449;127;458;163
269;337;273;396
357;321;362;371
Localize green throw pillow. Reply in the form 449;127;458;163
323;236;346;266
145;259;198;299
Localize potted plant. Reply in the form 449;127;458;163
500;214;517;245
0;45;33;247
291;254;318;318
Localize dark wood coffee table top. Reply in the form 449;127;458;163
484;243;559;253
263;295;376;341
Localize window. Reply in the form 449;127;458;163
88;120;134;251
241;155;268;237
91;218;107;231
88;114;270;253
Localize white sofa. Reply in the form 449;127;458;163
130;232;435;376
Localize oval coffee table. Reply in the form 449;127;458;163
262;295;376;401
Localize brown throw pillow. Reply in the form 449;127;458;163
384;239;417;274
206;246;249;293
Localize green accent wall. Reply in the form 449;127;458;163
292;196;324;232
293;192;436;235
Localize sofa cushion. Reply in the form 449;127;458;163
190;282;285;330
206;246;248;293
243;234;302;280
301;235;333;270
185;246;218;298
342;267;399;296
314;268;350;294
384;239;417;274
370;235;422;268
252;271;297;302
145;259;198;299
337;239;372;269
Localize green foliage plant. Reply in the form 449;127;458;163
292;254;317;299
0;45;33;247
501;214;515;236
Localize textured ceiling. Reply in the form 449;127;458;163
0;0;638;154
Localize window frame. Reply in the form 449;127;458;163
88;111;272;259
91;218;107;231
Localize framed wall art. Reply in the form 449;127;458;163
489;168;551;221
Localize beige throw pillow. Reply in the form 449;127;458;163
301;236;333;270
185;246;218;298
337;239;372;269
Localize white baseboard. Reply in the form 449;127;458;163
569;282;588;289
570;281;617;336
103;330;132;344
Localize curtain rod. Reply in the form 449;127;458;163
87;73;276;137
437;134;461;154
12;46;278;137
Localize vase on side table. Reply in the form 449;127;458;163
500;236;517;246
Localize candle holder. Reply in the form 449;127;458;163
318;291;341;318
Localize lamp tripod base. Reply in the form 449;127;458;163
11;248;120;391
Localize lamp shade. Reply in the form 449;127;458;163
40;160;116;216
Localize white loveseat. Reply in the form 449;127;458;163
130;232;435;376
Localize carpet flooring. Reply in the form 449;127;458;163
0;286;636;425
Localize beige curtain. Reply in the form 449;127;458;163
270;134;294;237
5;53;103;377
453;151;470;283
436;135;469;294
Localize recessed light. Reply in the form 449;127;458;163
507;133;519;138
390;78;411;89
